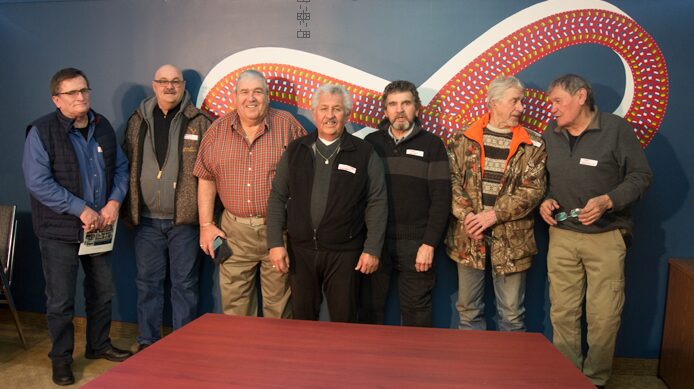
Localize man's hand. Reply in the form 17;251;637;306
415;244;434;272
464;209;497;239
268;247;290;273
80;206;102;233
99;200;120;227
539;198;560;226
578;194;613;226
462;213;482;240
355;253;379;274
200;223;226;258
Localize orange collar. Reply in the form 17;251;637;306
462;112;532;174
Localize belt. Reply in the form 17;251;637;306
225;211;266;226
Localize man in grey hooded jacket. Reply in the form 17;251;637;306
122;64;212;351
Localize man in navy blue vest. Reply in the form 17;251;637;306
22;68;130;385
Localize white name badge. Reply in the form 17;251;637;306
97;146;103;153
531;140;542;147
184;134;199;141
579;158;598;167
406;149;424;157
338;163;357;174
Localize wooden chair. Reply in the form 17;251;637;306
0;205;27;348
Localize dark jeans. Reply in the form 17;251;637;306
134;217;200;345
359;239;435;327
288;244;360;322
39;238;115;364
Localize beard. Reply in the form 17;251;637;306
391;118;412;132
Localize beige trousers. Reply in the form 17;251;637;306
547;227;626;386
218;210;291;318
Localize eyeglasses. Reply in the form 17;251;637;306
554;208;582;222
153;79;184;87
54;88;91;97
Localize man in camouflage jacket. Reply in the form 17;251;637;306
446;76;546;331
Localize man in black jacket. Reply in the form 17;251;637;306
266;84;387;322
360;80;451;326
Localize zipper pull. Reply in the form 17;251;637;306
157;170;162;180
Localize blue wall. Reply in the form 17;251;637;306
1;0;692;358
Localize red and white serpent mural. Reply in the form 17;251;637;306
197;0;668;147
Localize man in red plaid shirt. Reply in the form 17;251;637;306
194;70;306;318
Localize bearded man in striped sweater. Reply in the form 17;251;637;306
359;80;451;327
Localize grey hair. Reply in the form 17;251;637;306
311;84;353;112
548;74;596;111
235;69;269;94
486;76;524;108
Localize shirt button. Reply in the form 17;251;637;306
247;200;251;203
247;183;251;187
248;167;252;171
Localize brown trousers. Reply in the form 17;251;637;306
218;210;291;318
548;227;626;386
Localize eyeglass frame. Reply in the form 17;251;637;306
53;88;92;97
554;208;582;222
153;79;185;87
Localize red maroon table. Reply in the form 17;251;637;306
86;313;592;388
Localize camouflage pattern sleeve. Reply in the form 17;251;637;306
448;135;475;221
494;137;547;223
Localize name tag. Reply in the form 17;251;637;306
338;164;357;174
531;140;542;147
97;146;103;153
579;158;598;167
184;134;199;141
406;149;424;157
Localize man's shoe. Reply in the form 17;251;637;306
85;346;133;362
136;343;150;353
52;362;75;386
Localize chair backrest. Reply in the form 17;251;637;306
0;205;17;284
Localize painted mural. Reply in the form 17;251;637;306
198;0;668;146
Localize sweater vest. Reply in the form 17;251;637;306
27;110;116;242
286;132;372;251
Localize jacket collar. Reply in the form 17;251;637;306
139;90;197;121
463;112;532;174
56;109;96;134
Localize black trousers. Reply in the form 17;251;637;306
288;244;360;322
358;239;435;327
